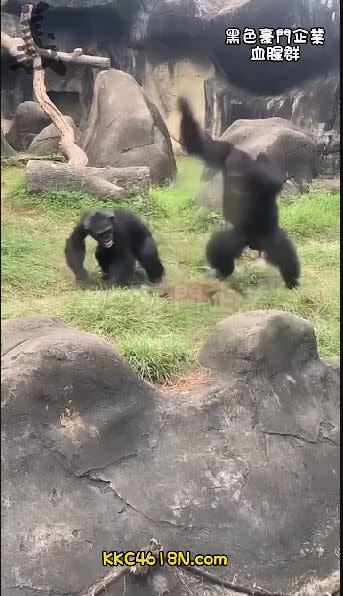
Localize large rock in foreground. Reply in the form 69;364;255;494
1;312;340;595
199;310;318;375
197;117;316;212
80;69;176;185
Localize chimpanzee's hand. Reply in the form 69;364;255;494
76;272;92;288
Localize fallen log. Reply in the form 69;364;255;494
26;160;151;199
96;165;151;191
4;154;65;164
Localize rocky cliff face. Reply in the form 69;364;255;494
1;0;340;174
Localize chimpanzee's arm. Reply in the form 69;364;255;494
136;236;165;284
64;220;91;284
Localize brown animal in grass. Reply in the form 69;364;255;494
148;281;240;305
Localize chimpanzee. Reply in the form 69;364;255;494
178;97;300;289
65;209;165;287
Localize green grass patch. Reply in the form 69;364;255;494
1;159;340;381
280;191;340;241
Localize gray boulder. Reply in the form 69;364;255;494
1;312;340;595
27;116;77;155
5;101;51;151
199;309;319;375
1;128;16;157
204;74;340;179
81;69;176;185
198;117;316;212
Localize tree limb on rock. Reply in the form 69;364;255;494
32;62;88;166
82;538;162;596
26;160;151;199
40;48;110;68
1;30;110;69
82;538;340;596
185;566;340;596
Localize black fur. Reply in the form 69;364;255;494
178;97;300;289
65;209;165;287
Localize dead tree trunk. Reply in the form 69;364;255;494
19;4;88;167
26;160;151;199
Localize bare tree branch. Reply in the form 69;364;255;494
19;3;88;166
1;31;111;68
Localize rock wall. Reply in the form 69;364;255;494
204;74;340;178
142;56;215;153
1;0;340;174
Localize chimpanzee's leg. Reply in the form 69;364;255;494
206;227;246;278
263;228;300;289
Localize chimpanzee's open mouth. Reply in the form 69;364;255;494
103;240;113;248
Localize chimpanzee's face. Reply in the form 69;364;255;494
96;225;113;248
89;213;114;248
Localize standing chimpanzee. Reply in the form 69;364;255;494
65;209;165;287
178;98;300;290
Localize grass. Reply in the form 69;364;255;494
1;157;340;383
